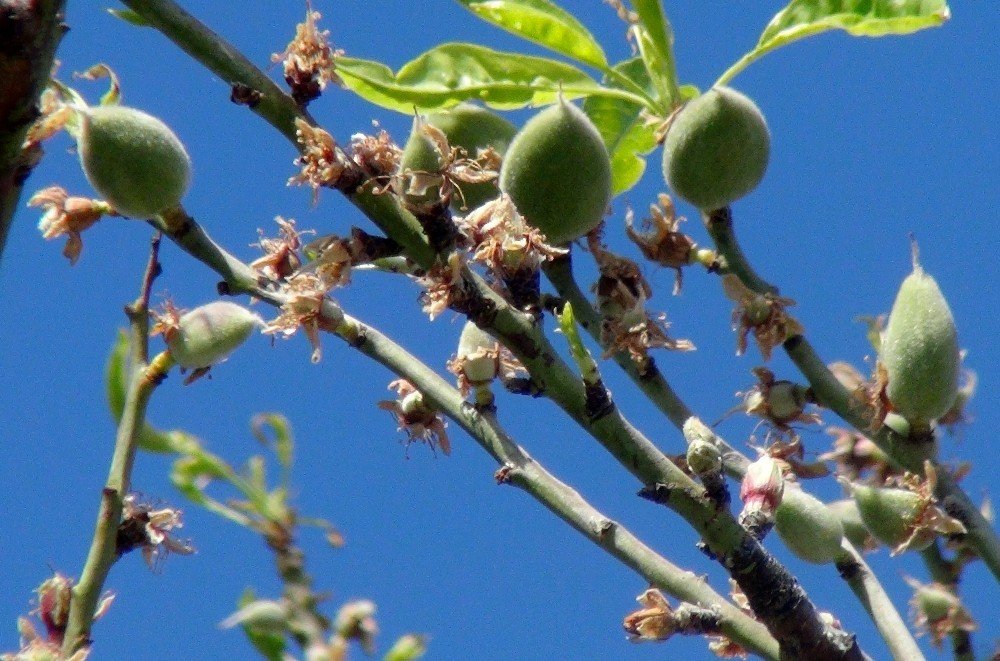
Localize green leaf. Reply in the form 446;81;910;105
105;330;188;454
251;413;294;471
237;589;287;661
718;0;951;85
583;59;660;194
630;0;680;110
336;43;642;113
106;8;152;27
455;0;607;68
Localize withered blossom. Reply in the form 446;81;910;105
261;272;331;362
393;119;501;213
416;253;465;320
250;216;305;281
460;195;566;275
446;329;525;398
589;234;694;366
625;193;696;294
30;186;113;264
117;493;195;571
740;367;822;442
377;379;450;455
271;9;343;105
289;119;348;201
23;87;73;150
905;577;976;648
889;463;967;555
349;129;401;180
820;427;897;483
721;274;803;360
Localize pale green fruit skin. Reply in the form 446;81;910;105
457;321;498;384
852;484;930;551
499;100;612;244
828;498;878;551
774;487;844;564
881;265;960;425
167;301;261;369
426;104;516;210
662;86;770;211
79;105;191;218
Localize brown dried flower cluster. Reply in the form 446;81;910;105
30;186;113;264
250;216;306;281
262;272;333;363
377;379;450;455
905;578;976;648
289;119;348;201
271;9;343;105
625;193;695;294
721;274;802;360
349;129;402;181
460;195;566;276
117;493;195;571
416;253;465;320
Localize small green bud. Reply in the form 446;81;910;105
78;105;191;218
828;498;879;551
384;634;428;661
880;247;960;426
499;98;611;244
166;301;262;370
456;321;499;385
662;87;770;211
774;487;844;564
851;484;930;551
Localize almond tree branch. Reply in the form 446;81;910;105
62;238;174;654
544;252;922;660
702;207;1000;585
0;0;67;263
144;214;781;659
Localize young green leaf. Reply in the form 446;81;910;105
717;0;950;86
631;0;680;110
584;59;660;194
455;0;608;69
336;43;642;113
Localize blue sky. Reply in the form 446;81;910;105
1;1;997;659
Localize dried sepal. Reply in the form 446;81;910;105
820;426;896;484
625;193;695;294
377;379;450;455
623;589;675;642
721;274;802;359
741;367;820;431
30;186;114;264
271;9;343;105
460;194;566;275
349;129;402;180
416;253;465;320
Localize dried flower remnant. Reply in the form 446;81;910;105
625;193;696;294
722;274;802;359
333;600;379;656
117;494;195;571
289;119;348;201
447;320;525;404
271;9;343;105
377;380;450;455
349;129;402;180
820;427;896;484
905;578;975;648
461;194;566;276
262;272;332;363
623;589;675;642
416;253;465;321
589;234;694;366
23;86;74;151
31;186;113;264
250;216;305;281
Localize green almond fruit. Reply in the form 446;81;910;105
78;105;191;218
457;321;499;384
426;104;516;210
880;254;960;427
852;484;930;551
499;98;611;244
167;301;261;370
774;487;844;564
662;86;769;211
828;498;878;551
400;116;447;207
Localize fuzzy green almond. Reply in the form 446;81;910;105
78;105;191;219
880;257;960;427
167;301;261;370
662;86;769;212
499;98;611;245
774;486;844;564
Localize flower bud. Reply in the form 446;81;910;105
740;456;784;514
78;105;191;218
166;301;262;370
36;573;73;642
880;248;960;427
685;437;722;478
774;486;844;564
